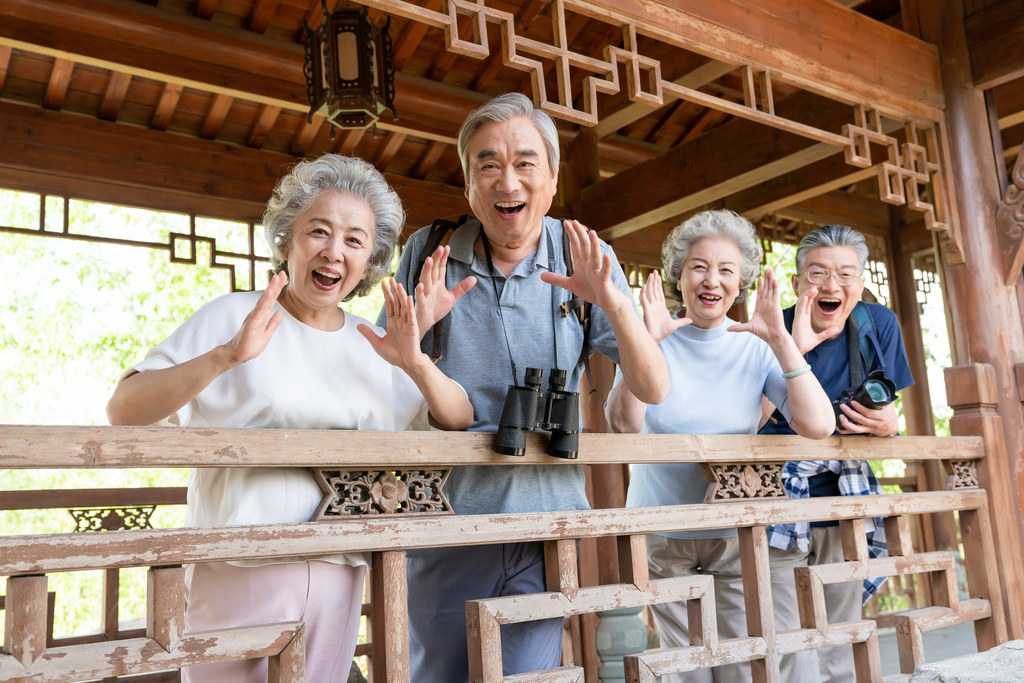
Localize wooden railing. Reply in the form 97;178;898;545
0;426;1013;683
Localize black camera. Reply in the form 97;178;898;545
494;367;580;459
833;369;897;429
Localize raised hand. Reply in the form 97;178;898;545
359;278;427;371
413;245;476;338
640;271;692;343
223;270;287;366
791;285;840;354
540;219;629;314
727;267;788;342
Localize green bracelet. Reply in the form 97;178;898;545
782;364;812;379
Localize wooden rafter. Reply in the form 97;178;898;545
300;0;339;40
246;104;281;148
672;106;718;146
97;71;132;122
199;94;234;140
394;0;442;70
337;128;366;156
194;0;221;20
469;0;547;93
375;132;408;170
0;45;11;92
412;140;447;180
428;15;473;82
643;100;687;144
42;58;74;111
289;114;326;157
964;0;1024;90
248;0;280;34
150;82;183;131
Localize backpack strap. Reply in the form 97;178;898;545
558;226;595;391
852;302;879;374
415;214;472;363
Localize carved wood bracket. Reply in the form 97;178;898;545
944;460;980;490
310;468;453;520
997;144;1024;285
701;463;786;503
68;506;156;532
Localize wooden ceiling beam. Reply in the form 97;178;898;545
248;0;280;34
994;73;1024;132
246;104;281;148
299;0;338;41
42;58;74;111
580;90;862;239
964;0;1024;90
469;0;547;92
200;94;234;140
671;107;718;147
194;0;221;20
289;113;326;156
411;140;447;180
0;45;11;92
428;15;472;81
393;0;442;70
336;128;366;156
97;71;132;122
0;100;469;228
773;190;890;237
150;82;183;131
375;132;407;170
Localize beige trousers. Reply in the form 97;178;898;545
182;560;366;683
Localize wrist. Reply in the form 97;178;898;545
213;344;242;372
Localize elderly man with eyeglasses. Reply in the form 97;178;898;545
759;224;914;683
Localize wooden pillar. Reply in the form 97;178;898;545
909;0;1024;603
371;551;410;683
947;363;1024;639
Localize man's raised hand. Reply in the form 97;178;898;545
414;245;476;338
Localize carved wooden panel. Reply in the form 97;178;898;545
69;505;156;532
997;143;1024;286
310;468;453;520
945;460;980;489
701;463;786;503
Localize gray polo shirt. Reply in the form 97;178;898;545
379;215;638;515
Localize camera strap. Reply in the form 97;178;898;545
847;312;863;390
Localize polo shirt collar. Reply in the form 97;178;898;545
447;215;555;274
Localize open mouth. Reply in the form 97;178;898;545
818;297;841;313
697;293;722;305
495;201;525;217
312;268;341;289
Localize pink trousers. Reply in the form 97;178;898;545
182;560;366;683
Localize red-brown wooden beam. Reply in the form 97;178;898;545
194;0;220;20
200;94;234;140
336;128;365;156
0;45;11;92
374;132;407;171
248;0;280;34
42;58;74;111
428;15;473;81
246;104;281;148
963;0;1024;89
393;0;442;71
150;82;183;131
411;140;447;180
97;71;132;122
672;106;718;147
289;114;326;157
0;100;469;229
469;0;546;92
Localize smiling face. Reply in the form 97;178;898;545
281;190;375;325
677;236;742;329
463;117;558;248
791;246;865;336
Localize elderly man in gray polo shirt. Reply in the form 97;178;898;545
378;92;668;681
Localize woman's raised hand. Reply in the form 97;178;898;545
223;270;287;367
791;285;840;354
359;278;426;371
727;267;787;342
414;245;476;338
541;220;629;314
640;271;691;343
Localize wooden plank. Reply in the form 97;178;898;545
839;518;869;562
3;575;48;667
0;45;11;93
883;516;914;558
42;58;75;110
267;625;305;683
958;505;1007;649
337;128;366;155
964;0;1024;89
0;487;187;510
371;550;410;683
0;425;986;469
411;140;447;180
149;82;183;131
580;90;857;239
466;600;503;683
248;0;280;34
851;630;883;683
794;566;828;632
545;539;580;601
774;190;891;237
631;636;768;677
199;93;234;140
146;566;184;650
0;623;302;682
393;0;443;71
774;619;876;654
97;71;132;121
738;526;778;683
806;551;955;586
0;491;991;575
289;113;325;157
374;132;407;171
616;534;648;592
194;0;221;20
246;104;281;148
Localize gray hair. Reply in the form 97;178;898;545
795;224;869;274
457;92;560;178
263;153;404;300
662;210;763;302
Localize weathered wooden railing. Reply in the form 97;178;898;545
0;425;1012;683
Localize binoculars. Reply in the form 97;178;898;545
494;367;580;459
832;369;897;429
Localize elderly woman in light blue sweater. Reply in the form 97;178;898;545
605;209;835;683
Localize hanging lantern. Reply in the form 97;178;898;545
303;1;397;130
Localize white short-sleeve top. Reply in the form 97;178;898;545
128;290;430;567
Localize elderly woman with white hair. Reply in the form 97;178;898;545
106;154;472;683
605;209;835;683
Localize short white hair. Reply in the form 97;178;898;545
457;92;560;177
795;224;869;274
662;210;763;302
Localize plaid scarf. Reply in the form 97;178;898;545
767;460;889;604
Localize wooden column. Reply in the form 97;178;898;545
947;363;1024;639
890;207;957;552
910;0;1024;606
371;551;410;683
